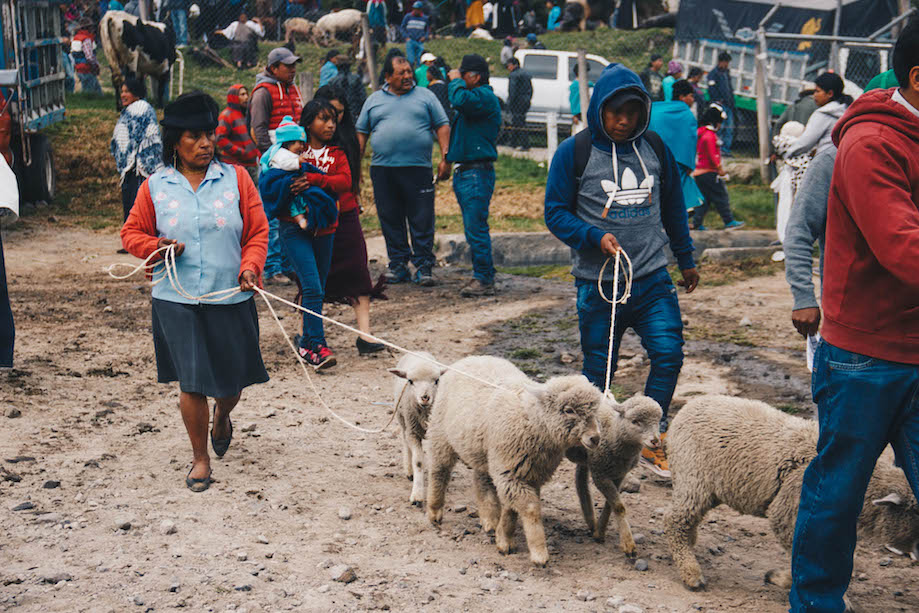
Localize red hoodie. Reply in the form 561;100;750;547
216;85;259;167
821;88;919;363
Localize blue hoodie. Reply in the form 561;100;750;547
544;63;695;281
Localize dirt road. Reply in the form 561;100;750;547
1;224;916;612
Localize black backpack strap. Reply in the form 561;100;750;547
571;128;593;208
642;130;668;193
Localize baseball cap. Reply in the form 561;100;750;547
412;1;423;8
420;53;437;63
267;47;301;66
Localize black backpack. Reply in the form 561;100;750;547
571;128;668;207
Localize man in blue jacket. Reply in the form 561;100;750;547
447;54;503;296
707;52;735;156
544;63;700;479
401;1;430;68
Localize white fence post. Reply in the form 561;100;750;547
546;112;558;167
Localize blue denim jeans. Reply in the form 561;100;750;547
278;223;335;350
77;72;101;94
576;266;684;430
721;105;734;156
453;167;496;284
172;9;188;46
406;39;424;67
263;217;293;279
790;341;919;613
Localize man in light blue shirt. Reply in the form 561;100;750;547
356;52;450;286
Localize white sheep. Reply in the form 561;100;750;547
425;356;602;566
315;9;363;39
666;395;919;593
566;394;662;556
388;351;445;506
282;18;331;46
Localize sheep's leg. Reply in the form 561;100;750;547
593;476;635;556
426;438;457;525
764;568;793;589
495;507;518;555
408;434;425;506
497;478;549;567
400;425;413;480
575;464;598;537
666;491;715;591
473;471;501;534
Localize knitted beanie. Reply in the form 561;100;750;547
274;115;306;145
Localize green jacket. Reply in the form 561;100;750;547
445;80;502;163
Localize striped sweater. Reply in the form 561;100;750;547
216;85;259;167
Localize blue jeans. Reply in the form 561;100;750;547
406;39;424;67
720;105;734;156
263;217;292;279
453;167;496;284
77;72;101;94
576;267;684;430
370;165;436;273
279;223;335;350
790;341;919;612
172;9;188;46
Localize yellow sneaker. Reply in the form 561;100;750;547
640;433;671;479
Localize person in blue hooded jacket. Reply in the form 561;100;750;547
648;79;704;213
544;63;700;480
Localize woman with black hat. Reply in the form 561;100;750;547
111;77;162;232
121;91;270;492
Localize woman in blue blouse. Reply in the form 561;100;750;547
121;92;270;492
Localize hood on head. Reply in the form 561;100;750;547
833;88;919;147
587;63;651;149
256;72;281;87
227;83;246;109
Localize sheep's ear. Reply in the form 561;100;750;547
388;368;408;379
522;381;548;401
873;492;904;507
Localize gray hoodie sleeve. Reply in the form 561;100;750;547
784;147;836;310
787;107;835;158
249;87;273;153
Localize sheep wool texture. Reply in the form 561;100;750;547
665;395;919;591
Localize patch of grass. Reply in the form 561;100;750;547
726;184;775;229
498;264;571;281
777;404;805;415
494;155;548;188
509;348;542;360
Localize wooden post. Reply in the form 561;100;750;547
298;72;314;102
577;49;589;126
547;112;558;167
755;29;772;183
362;13;379;91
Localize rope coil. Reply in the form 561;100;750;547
595;250;634;400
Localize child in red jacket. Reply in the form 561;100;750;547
692;104;743;231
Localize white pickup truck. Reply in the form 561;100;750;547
490;49;609;127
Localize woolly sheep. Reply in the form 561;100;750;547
283;18;331;46
566;394;662;556
315;9;363;38
388;352;446;506
425;356;602;566
666;395;919;592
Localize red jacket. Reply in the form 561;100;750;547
278;145;352;235
216;85;259;167
821;88;919;363
695;126;720;173
121;165;269;284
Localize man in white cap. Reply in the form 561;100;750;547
414;52;438;87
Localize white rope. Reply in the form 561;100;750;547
105;244;515;433
596;250;634;399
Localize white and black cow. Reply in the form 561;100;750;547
99;10;177;109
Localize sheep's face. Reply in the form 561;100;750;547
869;491;919;561
615;395;663;448
533;376;602;450
389;365;445;410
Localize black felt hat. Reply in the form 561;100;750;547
160;91;220;131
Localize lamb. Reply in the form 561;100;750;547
282;18;331;46
315;9;363;40
425;356;602;566
666;395;919;593
566;394;662;556
388;352;446;506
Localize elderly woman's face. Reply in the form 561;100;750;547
120;84;139;108
176;130;216;171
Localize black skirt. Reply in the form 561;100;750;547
152;297;269;398
324;207;387;304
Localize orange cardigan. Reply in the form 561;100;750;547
120;165;269;284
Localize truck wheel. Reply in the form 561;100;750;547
24;134;56;203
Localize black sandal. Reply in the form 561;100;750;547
211;403;233;458
185;467;212;493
